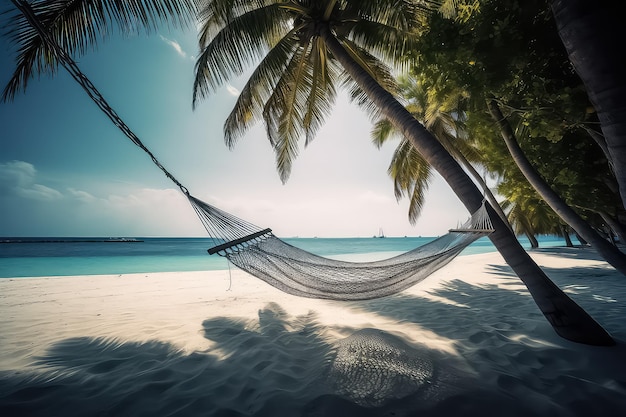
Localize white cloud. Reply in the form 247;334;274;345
95;187;203;235
0;160;36;188
67;188;97;203
159;35;188;58
0;160;62;200
0;159;204;235
226;84;240;96
19;184;63;200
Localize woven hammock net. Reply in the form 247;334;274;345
14;0;494;301
190;196;494;300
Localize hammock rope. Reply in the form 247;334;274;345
10;0;189;196
14;0;495;300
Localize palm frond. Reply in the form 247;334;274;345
262;44;309;181
388;138;432;223
437;0;459;18
302;37;338;146
338;38;398;121
223;29;301;147
346;0;437;26
262;38;338;182
274;38;314;177
2;0;197;102
347;20;420;71
371;118;396;148
193;2;289;106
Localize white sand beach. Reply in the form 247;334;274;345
1;247;625;416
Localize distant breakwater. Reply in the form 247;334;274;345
1;239;143;243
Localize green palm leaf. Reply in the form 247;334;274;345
2;0;197;101
389;137;432;223
223;30;301;147
193;2;289;104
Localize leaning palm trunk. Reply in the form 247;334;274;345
487;99;626;275
446;143;512;232
527;232;539;249
319;25;614;346
551;0;626;211
561;225;574;247
599;211;626;245
583;126;615;175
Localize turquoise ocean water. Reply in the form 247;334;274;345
0;235;570;278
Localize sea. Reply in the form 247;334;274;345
0;235;570;278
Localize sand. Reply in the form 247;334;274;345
1;246;625;416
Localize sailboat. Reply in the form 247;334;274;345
373;227;385;238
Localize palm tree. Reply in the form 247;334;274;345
371;75;511;230
502;195;578;248
550;0;626;210
487;98;626;274
192;0;613;345
501;199;539;248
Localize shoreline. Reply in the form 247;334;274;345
2;247;625;416
0;244;604;277
0;243;579;281
0;235;571;279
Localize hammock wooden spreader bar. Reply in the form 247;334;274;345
207;228;273;255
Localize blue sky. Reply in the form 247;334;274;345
0;21;470;238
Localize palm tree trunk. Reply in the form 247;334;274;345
600;211;626;244
526;232;539;249
583;126;614;174
551;0;626;211
561;225;574;247
319;25;614;346
575;232;588;245
487;98;626;275
447;145;513;232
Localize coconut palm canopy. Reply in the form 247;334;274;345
192;0;449;182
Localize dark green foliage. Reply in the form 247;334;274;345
405;0;624;236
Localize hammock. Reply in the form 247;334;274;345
14;0;494;300
191;196;493;299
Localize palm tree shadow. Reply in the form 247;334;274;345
198;302;334;413
481;258;626;341
0;303;335;417
199;303;487;416
346;269;626;416
0;338;210;417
